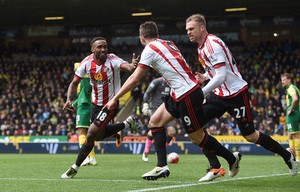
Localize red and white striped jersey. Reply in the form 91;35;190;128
139;39;198;101
198;34;247;97
75;53;126;106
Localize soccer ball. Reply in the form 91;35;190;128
167;152;179;163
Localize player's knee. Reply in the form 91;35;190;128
244;130;259;143
148;119;162;129
189;137;201;145
148;120;154;128
86;133;95;143
86;125;102;142
77;128;87;135
148;115;166;128
188;130;205;145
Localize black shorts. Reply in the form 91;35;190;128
163;86;206;134
91;104;119;128
91;104;104;122
203;89;255;136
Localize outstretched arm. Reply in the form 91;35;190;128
105;66;147;110
120;53;140;72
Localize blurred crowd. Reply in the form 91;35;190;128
0;39;299;140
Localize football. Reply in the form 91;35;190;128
167;152;179;163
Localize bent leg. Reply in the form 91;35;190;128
189;129;236;166
245;130;291;161
149;103;174;167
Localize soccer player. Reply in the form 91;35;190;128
141;77;177;162
61;37;140;179
281;73;300;161
73;61;123;167
71;62;97;166
105;21;241;181
185;13;298;181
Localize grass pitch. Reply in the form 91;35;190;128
0;153;299;192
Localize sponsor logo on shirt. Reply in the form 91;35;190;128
94;72;103;80
91;79;111;85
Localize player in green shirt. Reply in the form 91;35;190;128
281;73;300;161
72;62;97;166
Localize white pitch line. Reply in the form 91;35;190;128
0;177;183;183
0;172;291;191
127;173;290;192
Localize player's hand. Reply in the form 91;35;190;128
63;100;75;112
132;53;140;68
142;103;151;116
195;71;205;83
104;99;118;111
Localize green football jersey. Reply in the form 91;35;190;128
72;78;92;107
286;84;300;111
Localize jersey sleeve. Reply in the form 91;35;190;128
139;45;153;68
287;86;297;96
75;62;87;78
109;53;126;69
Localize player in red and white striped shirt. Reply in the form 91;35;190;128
105;21;241;181
77;52;125;106
186;13;298;181
61;37;140;179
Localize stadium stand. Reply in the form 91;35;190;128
0;38;299;141
1;0;300;141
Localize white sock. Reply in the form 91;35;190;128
71;164;79;171
123;120;131;129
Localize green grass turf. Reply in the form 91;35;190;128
0;154;299;192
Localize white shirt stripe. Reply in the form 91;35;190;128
75;53;125;106
139;39;198;100
198;34;247;97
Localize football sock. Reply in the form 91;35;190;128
103;123;125;138
202;148;222;168
78;134;95;159
124;120;131;129
199;133;236;166
144;137;153;154
289;139;295;153
71;164;79;171
294;139;300;161
151;127;167;167
89;147;96;159
256;132;290;161
78;134;86;148
75;141;94;167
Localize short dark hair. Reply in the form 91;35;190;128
139;21;158;39
90;37;107;46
